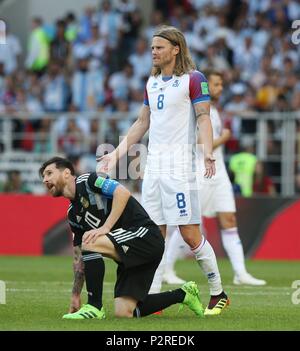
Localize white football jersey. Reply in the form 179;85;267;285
144;71;210;174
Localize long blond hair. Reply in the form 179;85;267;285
151;25;196;77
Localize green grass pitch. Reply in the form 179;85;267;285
0;256;299;331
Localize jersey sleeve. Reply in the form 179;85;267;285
143;85;149;106
189;70;210;104
87;172;120;199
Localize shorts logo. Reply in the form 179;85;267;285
179;209;187;217
201;82;209;95
121;245;129;253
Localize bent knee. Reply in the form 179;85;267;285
180;228;202;248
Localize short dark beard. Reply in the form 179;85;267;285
53;189;63;197
52;178;64;197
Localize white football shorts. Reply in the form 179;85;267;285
141;171;202;225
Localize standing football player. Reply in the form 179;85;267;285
99;26;229;315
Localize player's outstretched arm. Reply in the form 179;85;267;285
97;105;150;173
195;102;216;178
69;245;85;313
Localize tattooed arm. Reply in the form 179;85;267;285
69;245;85;313
195;102;216;178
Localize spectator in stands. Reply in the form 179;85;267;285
233;34;262;81
42;60;69;112
78;6;96;42
229;135;257;197
214;34;234;68
252;160;277;196
169;5;186;29
25;17;50;74
50;20;71;66
72;46;107;111
143;10;164;44
64;12;79;42
120;5;143;58
1;0;300;195
108;61;140;104
256;69;281;111
73;20;107;66
250;56;272;91
0;170;31;193
129;37;152;84
199;43;230;72
25;72;43;103
15;87;43;115
94;0;125;71
0;25;22;75
71;56;90;111
224;82;250;140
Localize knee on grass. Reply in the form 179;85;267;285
114;304;135;318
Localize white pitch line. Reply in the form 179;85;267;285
6;288;115;294
4;281;294;290
5;281;115;285
230;292;291;296
223;285;292;290
5;288;291;296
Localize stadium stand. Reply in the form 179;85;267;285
0;0;300;195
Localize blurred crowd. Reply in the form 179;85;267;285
0;0;300;195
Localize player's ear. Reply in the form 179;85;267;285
173;45;180;56
63;168;71;178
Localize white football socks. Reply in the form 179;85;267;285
221;227;247;276
164;226;187;273
150;227;224;296
192;237;223;296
